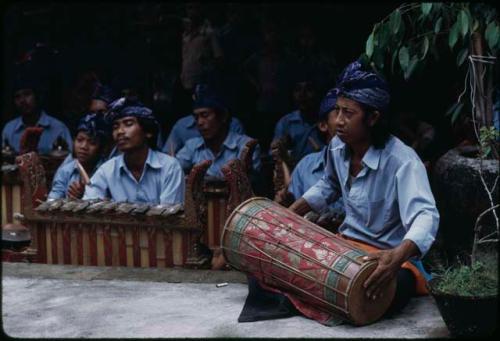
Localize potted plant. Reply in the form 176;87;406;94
361;2;499;337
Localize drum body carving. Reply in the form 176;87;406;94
221;197;396;326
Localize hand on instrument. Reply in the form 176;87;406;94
274;189;295;207
317;210;344;232
67;180;86;199
289;198;313;216
362;240;419;301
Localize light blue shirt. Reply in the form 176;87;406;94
175;131;261;179
272;110;325;161
83;149;185;205
162;114;245;155
302;135;439;258
288;147;344;215
48;158;102;199
2;111;73;155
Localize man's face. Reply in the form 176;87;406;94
332;96;379;145
293;81;316;111
89;99;108;115
194;107;225;141
112;116;148;152
74;131;100;164
14;88;37;116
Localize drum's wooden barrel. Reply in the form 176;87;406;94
221;197;396;326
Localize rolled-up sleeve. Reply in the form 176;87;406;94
396;160;440;258
302;148;341;213
160;159;186;205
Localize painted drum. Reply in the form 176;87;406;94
221;197;396;326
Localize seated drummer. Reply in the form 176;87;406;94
270;76;324;162
162;84;246;156
275;88;345;225
82;98;185;204
175;84;262;179
48;113;110;200
2;75;73;155
289;60;439;315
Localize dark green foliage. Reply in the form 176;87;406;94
433;252;498;297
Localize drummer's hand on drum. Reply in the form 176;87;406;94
274;189;295;207
361;240;420;300
68;180;86;200
289;197;312;216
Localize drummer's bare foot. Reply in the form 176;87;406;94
211;248;227;270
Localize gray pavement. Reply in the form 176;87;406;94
1;262;449;338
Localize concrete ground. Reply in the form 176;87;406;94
2;262;449;338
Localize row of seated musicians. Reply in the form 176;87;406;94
1;137;299;268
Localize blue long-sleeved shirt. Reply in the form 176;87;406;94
288;147;344;215
175;131;261;179
2;111;73;155
272;110;325;161
83;149;185;205
163;114;245;155
302;135;439;258
48;158;102;199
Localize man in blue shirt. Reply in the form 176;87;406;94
2;77;73;155
175;84;261;179
83;98;185;205
162;110;245;156
275;88;345;223
290;61;439;314
271;78;324;162
48;113;110;199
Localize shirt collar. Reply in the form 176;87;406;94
312;146;327;172
14;110;50;132
118;148;161;172
330;136;381;169
362;145;382;170
222;131;238;150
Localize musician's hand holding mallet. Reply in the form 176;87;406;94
67;180;86;199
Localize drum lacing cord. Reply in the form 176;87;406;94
224;237;350;315
225;227;352;280
251;201;365;265
232;207;364;266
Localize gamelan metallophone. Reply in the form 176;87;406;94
32;199;200;267
10;151;255;268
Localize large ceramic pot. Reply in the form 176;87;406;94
433;146;499;257
428;278;498;337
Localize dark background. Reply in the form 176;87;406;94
2;1;462;155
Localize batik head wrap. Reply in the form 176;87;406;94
335;60;390;112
